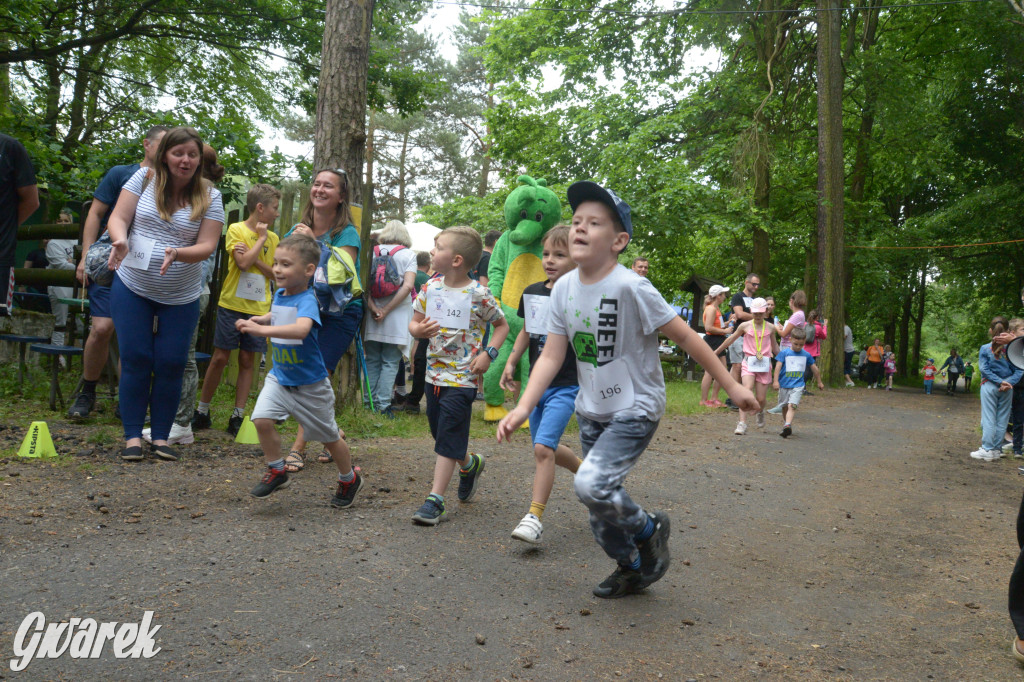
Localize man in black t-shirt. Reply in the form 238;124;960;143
0;134;39;313
472;229;502;287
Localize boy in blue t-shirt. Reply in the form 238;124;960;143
771;326;824;438
236;235;362;508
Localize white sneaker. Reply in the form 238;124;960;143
756;410;766;428
511;513;543;544
1003;442;1014;454
142;422;195;445
988;449;1006;460
970;448;999;461
845;381;855;387
734;421;747;435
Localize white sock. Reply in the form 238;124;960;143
197;401;211;415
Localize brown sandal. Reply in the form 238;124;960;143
284;451;305;472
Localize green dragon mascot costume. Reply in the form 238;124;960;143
483;175;563;422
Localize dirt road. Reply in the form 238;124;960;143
1;386;1021;680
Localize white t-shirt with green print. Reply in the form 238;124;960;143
547;265;677;422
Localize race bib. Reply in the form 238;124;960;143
745;355;771;373
121;235;156;270
269;304;300;346
578;358;635;414
784;355;807;375
426;289;471;331
235;272;267;302
523;294;550;335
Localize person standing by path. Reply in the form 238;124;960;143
284;169;363;464
865;339;884;389
69;125;168;418
971;317;1020;461
700;285;731;407
105;126;224;462
843;324;856;387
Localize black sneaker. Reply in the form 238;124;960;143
250;468;290;498
412;495;446;525
226;415;243;437
637;512;671;588
457;453;485;502
68;392;95;419
780;424;792;438
593;564;645;599
330;471;363;508
191;410;211;431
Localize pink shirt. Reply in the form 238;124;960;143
780;310;805;349
742;321;774;358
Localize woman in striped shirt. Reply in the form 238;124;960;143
106;126;225;462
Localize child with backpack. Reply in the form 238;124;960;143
363;220;418;416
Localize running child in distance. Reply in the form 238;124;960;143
238;234;363;508
496;181;758;599
771;326;824;438
714;296;780;435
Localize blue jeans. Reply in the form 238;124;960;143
574;414;660;566
924;380;933;395
320;304;363;374
363;339;402;411
980;380;1012;451
111;278;199;441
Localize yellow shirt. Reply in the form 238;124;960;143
219;221;279;315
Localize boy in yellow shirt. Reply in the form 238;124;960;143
193;184;281;436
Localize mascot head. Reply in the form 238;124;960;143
503;175;562;246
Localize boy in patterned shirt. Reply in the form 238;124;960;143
409;226;509;525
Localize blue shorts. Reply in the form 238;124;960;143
426;384;475;460
529;384;579;449
87;281;111;318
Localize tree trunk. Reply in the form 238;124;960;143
752;152;771;276
366;109;376;218
897;284;912;377
816;0;846;384
911;269;926;375
476;83;494;198
315;0;376;407
398;129;408;222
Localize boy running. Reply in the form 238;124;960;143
500;225;583;544
497;181;757;598
239;235;362;508
194;184;280;436
409;226;509;525
771;326;824;438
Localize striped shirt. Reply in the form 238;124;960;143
114;167;224;305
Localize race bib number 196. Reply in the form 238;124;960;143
579;358;635;414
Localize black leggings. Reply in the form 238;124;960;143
1010;490;1024;638
867;361;883;385
946;372;960;394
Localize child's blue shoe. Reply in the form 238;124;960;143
412;494;446;525
457;453;485;502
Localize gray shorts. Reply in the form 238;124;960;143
777;386;804;407
728;340;744;364
252;374;340;443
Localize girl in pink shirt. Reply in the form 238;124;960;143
716;298;779;435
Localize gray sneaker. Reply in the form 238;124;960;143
756;410;766;428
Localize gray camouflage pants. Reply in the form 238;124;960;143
574;414;660;566
174;293;209;426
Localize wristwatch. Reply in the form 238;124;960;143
484;346;499;360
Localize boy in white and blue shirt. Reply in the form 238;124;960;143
237;235;362;508
771;326;824;438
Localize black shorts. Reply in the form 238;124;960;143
704;334;726;351
426;384;475;460
213;306;267;353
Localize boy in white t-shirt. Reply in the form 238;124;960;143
497;182;757;598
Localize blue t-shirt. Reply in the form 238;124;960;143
268;288;327;386
284;223;363;309
93;163;141;230
776;347;815;389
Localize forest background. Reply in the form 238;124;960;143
2;0;1023;380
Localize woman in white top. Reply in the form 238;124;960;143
106;126;225;462
362;219;418;415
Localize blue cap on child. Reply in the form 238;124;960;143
567;181;633;237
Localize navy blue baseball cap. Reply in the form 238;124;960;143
567;181;633;237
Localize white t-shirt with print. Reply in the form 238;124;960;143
364;245;418;346
547;265;677;422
